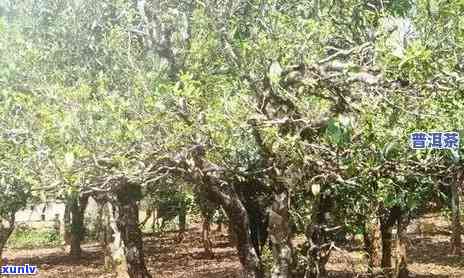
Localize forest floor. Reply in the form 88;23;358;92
3;214;464;277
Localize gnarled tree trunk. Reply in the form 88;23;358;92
69;198;80;257
0;214;15;264
105;201;129;277
380;222;394;278
268;187;292;278
380;224;393;269
304;194;333;278
178;146;264;277
195;189;218;257
205;184;264;278
393;214;409;278
225;197;264;278
201;215;214;257
364;216;382;270
113;181;152;278
380;206;402;276
70;195;89;258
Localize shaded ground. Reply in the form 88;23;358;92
146;229;240;278
4;227;241;278
326;214;464;278
3;214;464;277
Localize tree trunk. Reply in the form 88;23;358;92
113;181;152;278
268;188;293;278
196;189;218;256
189;151;263;278
381;206;401;276
451;170;462;255
228;221;238;246
304;194;333;278
95;200;105;242
106;202;129;277
393;215;409;278
70;195;88;258
226;201;264;278
176;206;186;242
381;222;393;269
216;209;226;233
205;184;264;278
201;213;214;257
364;216;382;269
69;197;80;257
64;201;71;245
0;214;15;265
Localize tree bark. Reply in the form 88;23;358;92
381;206;401;276
95;200;105;242
0;214;15;265
201;215;214;257
70;195;89;258
268;188;293;278
106;202;129;277
304;194;333;278
451;170;462;255
381;222;393;269
64;201;71;245
393;215;409;278
69;197;81;257
184;148;264;277
204;184;264;278
225;198;264;278
113;181;152;278
195;188;218;256
364;216;382;269
227;220;238;246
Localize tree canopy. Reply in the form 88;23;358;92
0;0;463;278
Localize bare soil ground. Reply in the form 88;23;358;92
3;214;464;277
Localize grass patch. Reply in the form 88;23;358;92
7;225;62;249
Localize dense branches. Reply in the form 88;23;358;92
1;1;463;277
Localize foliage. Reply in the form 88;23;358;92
0;0;463;276
7;225;61;249
0;174;32;222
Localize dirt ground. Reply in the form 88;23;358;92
3;214;464;277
